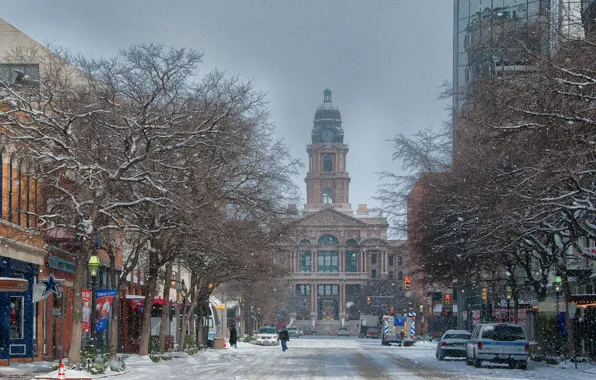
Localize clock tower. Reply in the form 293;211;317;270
304;89;352;215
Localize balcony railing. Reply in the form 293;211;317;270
289;272;368;280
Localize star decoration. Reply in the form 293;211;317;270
41;273;64;297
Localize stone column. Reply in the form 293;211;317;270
362;250;367;274
313;251;318;272
338;284;343;315
311;283;318;323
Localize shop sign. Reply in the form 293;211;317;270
52;308;62;318
582;247;596;260
48;256;77;273
0;277;28;292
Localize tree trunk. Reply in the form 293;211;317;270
67;242;91;365
159;262;173;353
138;254;160;355
178;297;198;350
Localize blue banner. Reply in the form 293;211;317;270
557;312;568;337
95;289;117;332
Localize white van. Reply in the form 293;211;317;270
465;323;529;369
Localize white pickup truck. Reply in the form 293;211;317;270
465;323;529;370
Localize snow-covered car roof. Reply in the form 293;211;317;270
443;329;470;335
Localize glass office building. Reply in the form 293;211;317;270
453;0;594;112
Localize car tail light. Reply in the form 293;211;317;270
478;342;483;350
441;342;447;347
525;343;529;351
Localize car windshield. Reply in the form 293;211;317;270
483;326;525;341
444;333;470;340
259;328;276;334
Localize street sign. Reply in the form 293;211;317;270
53;308;62;318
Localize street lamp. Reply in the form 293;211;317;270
87;255;100;348
505;286;512;322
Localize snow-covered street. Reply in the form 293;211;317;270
99;337;596;380
4;336;593;380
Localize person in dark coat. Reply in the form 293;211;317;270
229;324;238;348
278;325;289;352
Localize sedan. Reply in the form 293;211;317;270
337;327;350;337
255;327;279;346
436;330;471;360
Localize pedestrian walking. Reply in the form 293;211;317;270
229;324;238;349
278;325;289;352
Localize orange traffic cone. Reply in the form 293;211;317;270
57;362;65;380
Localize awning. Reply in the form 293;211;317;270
125;296;167;312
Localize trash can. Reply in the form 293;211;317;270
212;337;225;349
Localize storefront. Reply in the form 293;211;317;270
0;257;38;365
39;251;77;361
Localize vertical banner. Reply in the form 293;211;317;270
95;289;117;332
82;288;91;333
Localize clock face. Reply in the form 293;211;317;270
321;129;335;142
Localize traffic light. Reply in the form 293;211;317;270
366;297;371;304
444;294;451;305
481;288;487;301
404;277;411;291
390;306;395;316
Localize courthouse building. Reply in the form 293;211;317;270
281;89;405;334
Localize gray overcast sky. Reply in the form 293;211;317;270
2;0;453;211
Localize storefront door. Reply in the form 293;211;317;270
0;258;36;360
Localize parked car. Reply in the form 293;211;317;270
337;327;350;337
465;323;529;369
287;327;300;338
436;330;471;360
302;327;319;335
255;326;279;346
297;328;304;337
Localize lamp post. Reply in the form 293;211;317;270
505;286;512;322
553;275;562;356
87;255;100;349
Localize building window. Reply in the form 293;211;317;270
0;151;3;218
371;269;377;279
280;255;286;265
0;63;40;85
398;256;403;266
346;239;358;247
300;251;311;272
346;251;358;272
10;296;24;339
389;271;394;280
318;234;339;245
371;254;377;264
297;284;311;295
317;284;338;296
398;271;403;280
323;154;333;172
8;156;13;222
322;188;333;204
317;251;338;272
388;255;394;266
